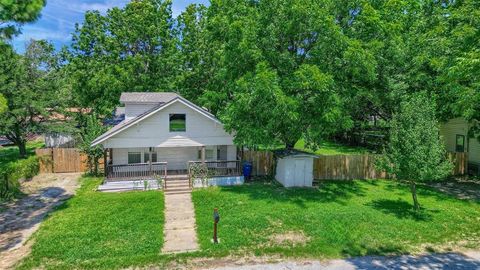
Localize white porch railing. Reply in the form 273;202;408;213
187;160;241;188
106;162;167;182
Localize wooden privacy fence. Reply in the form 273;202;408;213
35;148;90;173
242;150;468;180
242;150;275;176
447;152;468;175
313;154;386;180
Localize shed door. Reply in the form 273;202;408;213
294;158;306;186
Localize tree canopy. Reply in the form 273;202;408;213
0;40;67;157
379;93;452;210
0;0;45;40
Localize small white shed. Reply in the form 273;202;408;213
275;150;316;187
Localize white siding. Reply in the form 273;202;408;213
112;145;237;169
440;118;480;164
104;101;234;148
470;137;480;164
124;102;157;120
439;118;469;152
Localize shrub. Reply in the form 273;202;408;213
0;156;39;200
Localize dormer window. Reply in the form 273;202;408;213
170;114;186;132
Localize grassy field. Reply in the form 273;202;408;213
294;139;368;155
19;178;480;269
192;181;480;258
0;140;44;169
19;177;165;270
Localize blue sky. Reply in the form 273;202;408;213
12;0;209;53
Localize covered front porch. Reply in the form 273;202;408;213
103;145;241;182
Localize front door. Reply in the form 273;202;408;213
217;145;228;160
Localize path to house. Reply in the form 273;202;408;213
198;251;480;270
162;191;199;253
0;173;81;270
429;178;480;201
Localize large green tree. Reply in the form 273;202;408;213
0;0;45;40
380;93;452;211
68;0;178;115
0;40;66;157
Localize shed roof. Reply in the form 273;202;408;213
273;149;318;158
119;92;179;103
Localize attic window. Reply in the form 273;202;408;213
170;114;186;132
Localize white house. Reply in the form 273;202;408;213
440;118;480;175
92;92;241;184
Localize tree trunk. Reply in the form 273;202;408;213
409;181;420;211
285;141;296;150
18;140;27;158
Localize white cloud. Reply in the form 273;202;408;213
15;26;71;42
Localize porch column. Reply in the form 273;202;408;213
201;146;206;164
103;148;108;177
148;147;153;175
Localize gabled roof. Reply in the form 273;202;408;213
120;92;179;103
91;96;221;147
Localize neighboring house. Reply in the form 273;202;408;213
91;92;241;182
440;118;480;175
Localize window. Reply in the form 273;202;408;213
128;152;141;164
144;152;157;163
169;114;186;132
198;149;214;160
456;135;465;152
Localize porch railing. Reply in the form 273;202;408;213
106;162;167;183
187;160;241;187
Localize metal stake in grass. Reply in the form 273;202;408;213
213;208;220;244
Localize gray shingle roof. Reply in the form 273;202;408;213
119;92;179;103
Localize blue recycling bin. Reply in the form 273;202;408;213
243;162;252;179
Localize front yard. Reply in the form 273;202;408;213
17;177;480;269
18;177;165;270
193;181;480;258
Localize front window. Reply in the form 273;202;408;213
169;114;186;132
128;152;141;164
144;152;157;163
456;135;465;152
198;149;214;160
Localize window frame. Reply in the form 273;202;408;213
169;113;186;132
455;134;465;152
198;149;214;160
127;152;142;164
144;152;157;163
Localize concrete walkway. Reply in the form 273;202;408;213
162;192;199;253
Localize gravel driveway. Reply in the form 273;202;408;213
0;173;81;269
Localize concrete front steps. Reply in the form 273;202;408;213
165;175;192;195
97;175;192;193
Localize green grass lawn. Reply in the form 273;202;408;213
0;140;44;169
19;178;480;269
294;139;368;155
192;180;480;258
18;177;165;270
